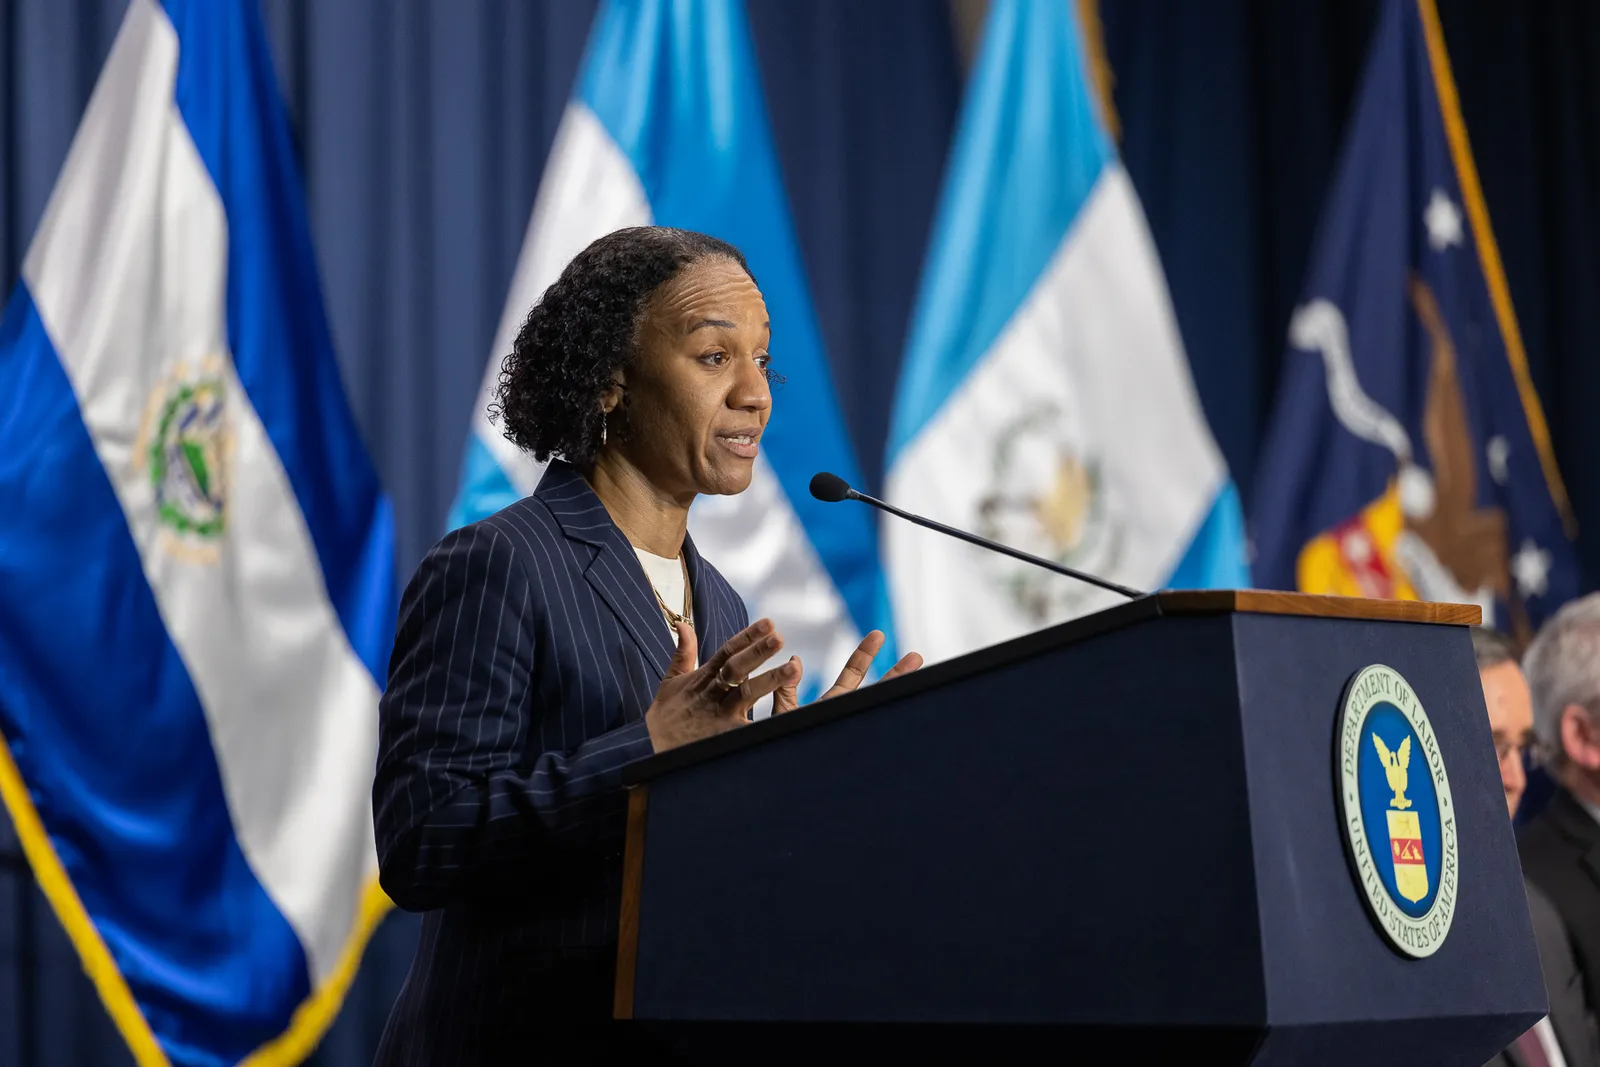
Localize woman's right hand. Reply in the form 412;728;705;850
643;618;800;753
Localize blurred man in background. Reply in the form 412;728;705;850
1520;598;1600;1055
1475;626;1598;1067
1474;628;1539;823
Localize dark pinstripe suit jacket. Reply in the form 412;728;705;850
371;460;747;1063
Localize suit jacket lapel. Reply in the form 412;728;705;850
1546;789;1600;895
538;460;676;680
683;531;738;655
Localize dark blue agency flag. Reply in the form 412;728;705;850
1251;0;1578;643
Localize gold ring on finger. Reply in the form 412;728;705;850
715;667;743;691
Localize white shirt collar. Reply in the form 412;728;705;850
1534;1015;1569;1067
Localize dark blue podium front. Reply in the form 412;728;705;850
614;591;1542;1066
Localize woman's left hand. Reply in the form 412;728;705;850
771;630;923;715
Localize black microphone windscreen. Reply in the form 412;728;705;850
809;471;851;503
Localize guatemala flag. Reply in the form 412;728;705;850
448;0;890;700
885;0;1247;665
1250;0;1579;643
0;1;394;1064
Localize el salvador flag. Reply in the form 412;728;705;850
884;0;1248;665
0;1;394;1064
448;0;890;702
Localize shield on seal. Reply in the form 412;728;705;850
1386;809;1429;903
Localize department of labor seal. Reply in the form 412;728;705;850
137;361;232;560
1335;664;1458;958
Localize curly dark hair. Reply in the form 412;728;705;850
491;226;756;468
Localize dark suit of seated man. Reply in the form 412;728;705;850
1473;627;1600;1067
1517;598;1600;1067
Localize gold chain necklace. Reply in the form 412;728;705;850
648;556;692;628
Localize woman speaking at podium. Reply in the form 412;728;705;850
369;226;919;1063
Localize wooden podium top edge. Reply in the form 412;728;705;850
624;591;1480;785
1156;590;1482;626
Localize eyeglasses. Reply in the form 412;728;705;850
1494;736;1549;769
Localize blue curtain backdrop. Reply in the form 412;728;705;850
4;1;1600;1065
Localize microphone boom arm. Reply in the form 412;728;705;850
847;487;1144;601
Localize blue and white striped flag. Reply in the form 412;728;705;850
448;0;890;700
885;0;1248;664
0;1;394;1064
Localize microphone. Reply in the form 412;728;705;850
809;472;1144;600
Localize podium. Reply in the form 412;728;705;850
613;591;1544;1066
